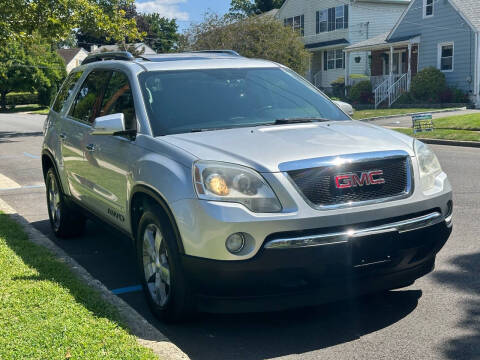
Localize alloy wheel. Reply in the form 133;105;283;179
47;172;61;231
143;223;171;306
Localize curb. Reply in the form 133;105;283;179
358;107;467;122
417;138;480;148
0;198;189;360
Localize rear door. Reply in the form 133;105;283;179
61;69;111;205
81;70;141;231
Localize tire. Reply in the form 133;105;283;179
45;167;85;238
136;206;192;322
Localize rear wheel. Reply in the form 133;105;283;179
45;168;85;238
136;206;193;322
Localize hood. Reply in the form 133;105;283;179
160;120;414;172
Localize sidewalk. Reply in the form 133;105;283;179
363;109;480;128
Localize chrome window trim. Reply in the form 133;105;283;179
265;211;442;250
280;150;414;210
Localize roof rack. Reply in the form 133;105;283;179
82;51;136;65
190;50;241;57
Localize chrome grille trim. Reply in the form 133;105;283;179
280;150;414;210
264;211;442;250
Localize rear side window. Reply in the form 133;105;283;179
69;70;111;124
52;71;83;113
99;71;136;130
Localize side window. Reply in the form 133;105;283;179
69;70;111;124
52;71;83;113
99;71;136;130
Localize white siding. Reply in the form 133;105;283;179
278;0;349;47
277;0;409;89
65;50;88;73
349;2;408;75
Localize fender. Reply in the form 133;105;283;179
129;184;185;254
41;149;68;195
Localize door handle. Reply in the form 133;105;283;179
59;133;67;141
85;144;97;152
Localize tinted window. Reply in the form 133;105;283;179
69;70;111;123
139;68;349;136
52;71;83;113
100;71;136;130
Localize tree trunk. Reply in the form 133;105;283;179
0;91;7;112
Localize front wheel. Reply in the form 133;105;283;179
45;168;85;238
136;208;192;322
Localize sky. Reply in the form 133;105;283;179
135;0;231;32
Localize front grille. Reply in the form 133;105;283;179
287;156;411;207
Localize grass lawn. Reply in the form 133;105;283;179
433;113;480;131
352;108;446;120
0;104;49;115
393;128;480;142
0;212;156;360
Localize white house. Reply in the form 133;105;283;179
276;0;410;91
56;48;89;73
92;43;157;55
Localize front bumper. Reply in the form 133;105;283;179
182;219;452;313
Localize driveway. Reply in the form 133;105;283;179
1;113;479;360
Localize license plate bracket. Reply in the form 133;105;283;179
352;231;399;267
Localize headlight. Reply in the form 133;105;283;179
414;140;442;192
193;161;282;213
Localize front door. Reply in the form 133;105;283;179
82;70;139;231
62;70;111;203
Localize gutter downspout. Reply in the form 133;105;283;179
476;32;480;108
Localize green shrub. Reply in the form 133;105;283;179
349;80;373;104
37;86;57;107
350;74;369;80
450;87;469;103
331;77;346;99
410;67;447;103
395;92;414;105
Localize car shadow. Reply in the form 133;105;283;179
432;252;480;360
28;217;422;360
0;131;43;143
153;290;422;360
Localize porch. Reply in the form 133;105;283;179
345;33;420;108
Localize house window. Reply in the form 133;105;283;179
317;5;348;33
284;15;304;35
316;10;328;33
335;6;344;29
324;49;345;71
438;42;454;72
423;0;434;18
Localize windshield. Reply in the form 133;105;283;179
139;67;350;136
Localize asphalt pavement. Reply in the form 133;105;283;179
1;113;479;360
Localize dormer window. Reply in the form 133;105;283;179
423;0;434;18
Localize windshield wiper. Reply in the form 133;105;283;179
272;117;331;125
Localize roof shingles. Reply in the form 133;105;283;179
450;0;480;31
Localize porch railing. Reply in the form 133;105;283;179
374;73;410;108
313;71;322;88
374;78;390;109
388;73;409;107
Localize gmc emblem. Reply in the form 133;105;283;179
335;170;385;189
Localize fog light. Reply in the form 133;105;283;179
226;233;246;254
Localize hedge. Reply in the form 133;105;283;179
5;93;38;106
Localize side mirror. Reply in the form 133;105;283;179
91;113;125;135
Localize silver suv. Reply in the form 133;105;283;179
42;51;453;321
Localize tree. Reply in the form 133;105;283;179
184;13;310;75
229;0;285;18
136;13;179;53
0;0;142;46
0;36;66;110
